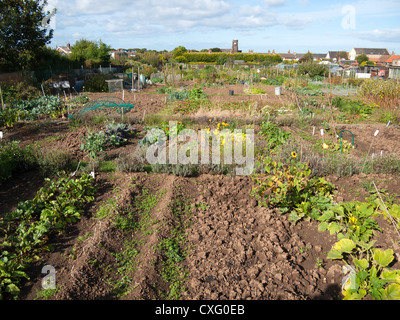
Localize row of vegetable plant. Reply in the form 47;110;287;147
0;173;97;299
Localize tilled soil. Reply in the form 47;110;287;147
182;175;341;300
19;172;344;300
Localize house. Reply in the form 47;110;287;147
312;53;327;61
349;48;390;61
57;43;72;56
220;49;233;54
278;51;297;61
385;55;400;66
110;51;128;59
292;52;325;61
376;55;392;66
393;58;400;67
326;51;348;62
388;66;400;79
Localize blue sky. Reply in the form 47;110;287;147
47;0;400;54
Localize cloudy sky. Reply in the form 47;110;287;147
46;0;400;54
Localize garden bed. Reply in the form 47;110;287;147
1;78;400;301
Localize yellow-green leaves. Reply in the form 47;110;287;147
383;283;400;300
373;249;394;268
327;238;356;260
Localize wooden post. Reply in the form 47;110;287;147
132;67;134;91
0;85;4;111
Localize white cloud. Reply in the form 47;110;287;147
263;0;288;7
353;28;400;43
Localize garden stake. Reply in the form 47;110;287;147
339;130;354;154
0;85;4;110
373;181;400;240
362;130;379;173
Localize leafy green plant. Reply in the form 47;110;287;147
0;173;96;299
83;74;109;92
287;86;324;96
332;97;372;116
0;141;31;183
262;77;285;86
158;191;192;300
173;100;201;114
259;121;290;151
318;202;381;242
159;121;186;138
81;131;107;159
0;108;20;127
252;156;335;223
247;87;266;94
104;123;136;146
328;240;400;300
11;96;64;120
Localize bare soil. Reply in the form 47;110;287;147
1;83;400;301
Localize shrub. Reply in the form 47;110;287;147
84;74;110;92
0;141;33;183
297;61;329;78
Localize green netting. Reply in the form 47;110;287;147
69;96;134;119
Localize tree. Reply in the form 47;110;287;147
297;61;329;78
355;54;369;65
172;46;188;59
69;39;111;67
142;51;161;68
0;0;54;72
216;53;228;65
210;48;222;52
299;51;314;63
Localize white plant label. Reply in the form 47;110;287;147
374;130;379;137
0;131;3;139
320;129;324;136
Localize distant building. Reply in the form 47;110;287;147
385;55;400;66
349;48;390;61
232;40;239;54
389;66;400;79
110;51;128;59
219;40;241;54
326;51;348;62
393;58;400;67
312;53;328;61
278;52;296;61
57;43;72;56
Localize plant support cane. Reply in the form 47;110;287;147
0;85;4;111
362;130;379;173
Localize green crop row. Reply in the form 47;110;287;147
0;173;96;299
